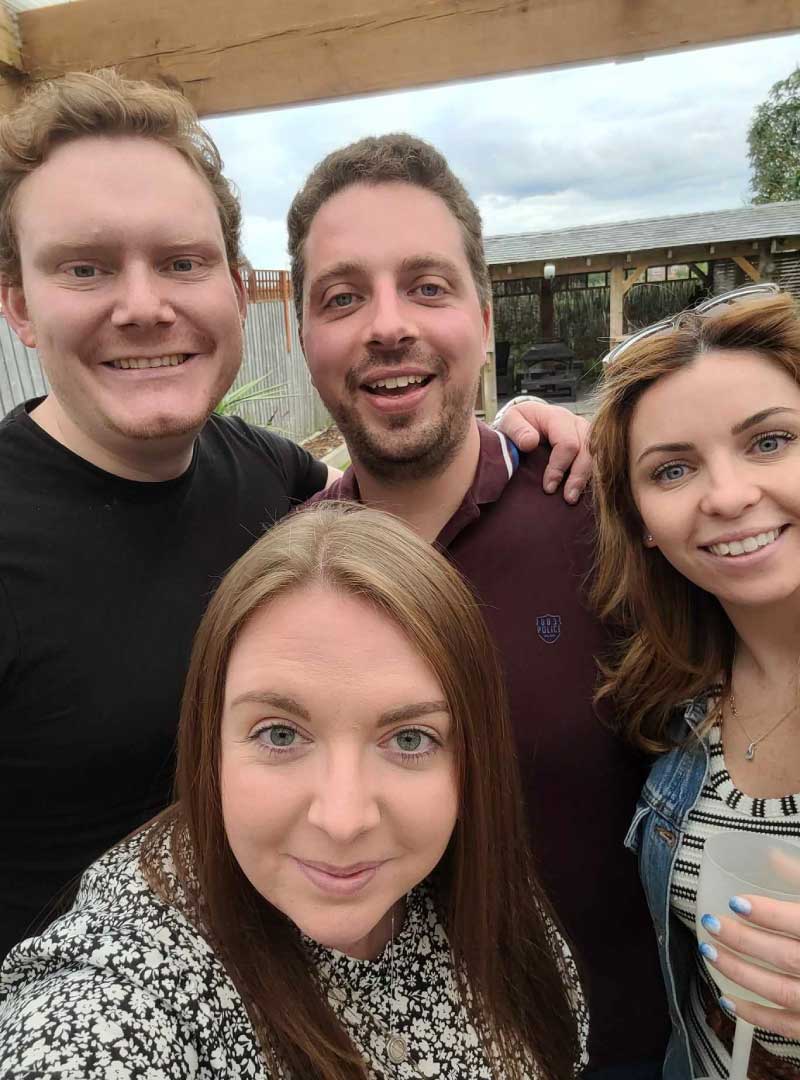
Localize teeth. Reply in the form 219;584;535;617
110;354;187;370
709;529;781;557
367;374;426;390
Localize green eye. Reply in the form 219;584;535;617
266;726;296;747
395;730;423;752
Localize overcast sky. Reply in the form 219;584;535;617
204;33;800;270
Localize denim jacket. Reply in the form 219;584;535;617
624;697;711;1080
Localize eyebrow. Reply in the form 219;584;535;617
308;254;463;298
228;690;311;720
377;700;450;729
635;407;799;466
227;691;448;730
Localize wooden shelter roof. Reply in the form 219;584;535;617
485;201;800;266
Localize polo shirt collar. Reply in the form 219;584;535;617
334;421;519;547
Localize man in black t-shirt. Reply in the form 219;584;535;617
0;75;583;961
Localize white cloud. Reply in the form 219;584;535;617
204;32;800;269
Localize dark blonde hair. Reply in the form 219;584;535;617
0;69;243;283
287;132;492;322
143;502;579;1080
590;291;800;751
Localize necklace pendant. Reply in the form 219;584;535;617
387;1033;408;1065
745;742;756;761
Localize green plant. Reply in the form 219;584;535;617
748;66;800;204
214;375;286;418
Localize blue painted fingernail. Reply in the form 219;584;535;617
719;996;737;1015
699;941;718;961
729;896;751;916
701;914;721;934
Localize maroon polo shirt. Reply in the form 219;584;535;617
310;423;669;1069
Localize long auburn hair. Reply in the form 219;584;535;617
590;291;800;752
142;502;580;1080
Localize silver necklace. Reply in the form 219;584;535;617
385;907;409;1066
728;691;798;761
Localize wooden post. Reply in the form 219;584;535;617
609;264;625;344
540;278;555;340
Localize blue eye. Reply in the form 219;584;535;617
387;728;438;760
417;283;443;298
753;431;794;455
70;265;96;278
330;293;354;308
172;258;196;272
251;724;303;754
652;462;688;484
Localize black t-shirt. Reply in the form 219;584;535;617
0;401;327;961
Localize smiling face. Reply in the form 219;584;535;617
1;135;246;463
220;582;458;960
299;181;490;481
629;348;800;614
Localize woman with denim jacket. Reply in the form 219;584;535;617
589;284;800;1080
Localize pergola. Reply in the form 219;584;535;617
0;1;796;117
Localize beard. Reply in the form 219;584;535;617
328;348;479;483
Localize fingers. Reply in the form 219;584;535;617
719;993;800;1040
549;439;592;505
731;894;800;937
494;409;542;454
702;910;800;977
494;401;592;501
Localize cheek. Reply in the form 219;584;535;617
392;766;459;852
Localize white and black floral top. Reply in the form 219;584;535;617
0;832;588;1079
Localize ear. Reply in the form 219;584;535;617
230;266;248;323
481;303;491;354
1;280;37;348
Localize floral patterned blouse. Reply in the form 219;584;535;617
0;831;588;1079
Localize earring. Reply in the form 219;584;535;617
644;533;654;544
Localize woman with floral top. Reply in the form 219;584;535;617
0;501;587;1080
590;284;800;1080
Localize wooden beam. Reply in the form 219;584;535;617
609;264;625;343
732;255;762;282
0;0;798;116
0;2;24;77
489;240;786;283
621;266;647;295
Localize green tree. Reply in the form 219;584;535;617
748;66;800;204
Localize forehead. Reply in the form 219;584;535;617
630;348;800;444
13;134;225;254
303;181;470;278
225;583;442;697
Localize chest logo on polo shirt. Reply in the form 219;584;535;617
535;614;561;644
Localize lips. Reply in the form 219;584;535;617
293;857;383;896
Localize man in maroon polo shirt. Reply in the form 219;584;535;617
290;134;670;1077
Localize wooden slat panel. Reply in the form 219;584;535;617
0;0;797;116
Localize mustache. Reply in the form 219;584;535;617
345;347;445;393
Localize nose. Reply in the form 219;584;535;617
110;266;177;329
306;751;381;844
364;282;418;351
699;459;762;519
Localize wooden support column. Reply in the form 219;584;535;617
732;255;762;282
609;264;625;344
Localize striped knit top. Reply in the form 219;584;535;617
669;718;800;1078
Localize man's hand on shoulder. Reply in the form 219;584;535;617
493;398;591;504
